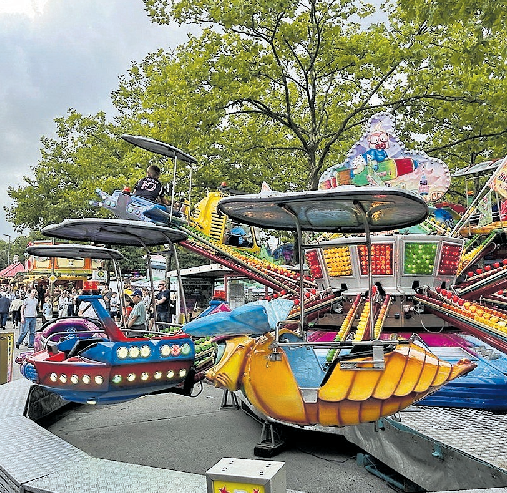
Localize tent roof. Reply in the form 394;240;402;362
0;262;25;278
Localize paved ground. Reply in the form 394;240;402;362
6;319;396;493
44;387;394;493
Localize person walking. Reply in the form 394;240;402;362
16;289;38;349
58;290;71;318
36;283;45;312
127;289;147;336
9;294;23;329
0;293;11;329
68;288;78;316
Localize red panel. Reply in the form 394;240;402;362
394;158;414;176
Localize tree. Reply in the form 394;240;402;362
397;0;507;34
0;233;41;271
7;0;507;236
139;0;507;193
6;108;184;231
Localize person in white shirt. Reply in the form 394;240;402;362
9;295;23;329
109;292;119;320
78;298;106;319
16;290;38;349
58;290;72;318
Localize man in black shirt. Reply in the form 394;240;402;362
155;281;173;324
0;293;11;329
133;165;169;204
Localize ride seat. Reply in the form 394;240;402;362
67;339;104;358
47;343;59;355
280;332;325;388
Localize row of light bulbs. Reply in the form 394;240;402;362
49;368;188;386
115;343;192;360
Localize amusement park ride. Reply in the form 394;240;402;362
17;113;507;432
17;220;211;404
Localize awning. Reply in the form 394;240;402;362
0;262;25;278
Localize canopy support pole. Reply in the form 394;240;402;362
281;204;305;340
355;200;375;340
171;242;188;323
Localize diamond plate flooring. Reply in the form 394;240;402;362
399;406;507;471
0;380;304;493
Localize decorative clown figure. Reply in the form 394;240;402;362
363;124;390;168
318;111;451;202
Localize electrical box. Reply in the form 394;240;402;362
206;458;286;493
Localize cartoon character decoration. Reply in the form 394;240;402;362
319;113;451;202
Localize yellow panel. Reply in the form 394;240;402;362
318;365;356;402
358;398;383;422
393;346;425;396
371;349;408;400
243;335;308;424
57;258;85;268
206;336;255;392
0;332;14;384
212;482;265;493
322;246;353;276
317;400;340;426
347;370;382;401
336;400;361;426
413;351;439;392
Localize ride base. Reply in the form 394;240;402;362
235;391;507;492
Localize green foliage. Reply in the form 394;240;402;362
174;245;208;269
136;0;507;194
397;0;507;33
0;233;38;271
6;111;131;230
114;246;148;276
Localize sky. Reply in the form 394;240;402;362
0;0;192;241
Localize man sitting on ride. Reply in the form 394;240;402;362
127;289;147;336
133;165;169;205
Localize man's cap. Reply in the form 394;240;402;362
132;289;143;297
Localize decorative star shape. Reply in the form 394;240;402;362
218;486;229;493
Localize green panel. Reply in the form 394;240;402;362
403;242;438;275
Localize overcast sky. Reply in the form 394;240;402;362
0;0;192;241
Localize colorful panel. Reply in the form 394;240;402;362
322;246;352;276
211;482;265;493
305;249;323;278
358;243;393;275
404;242;438;275
438;242;462;276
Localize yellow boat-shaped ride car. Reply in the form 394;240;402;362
206;331;475;427
203;187;476;426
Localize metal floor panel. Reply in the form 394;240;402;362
400;407;507;470
0;415;88;487
0;379;31;418
0;378;306;493
24;458;207;493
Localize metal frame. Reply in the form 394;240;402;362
41;219;190;328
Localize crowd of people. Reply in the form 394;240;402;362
1;279;177;349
